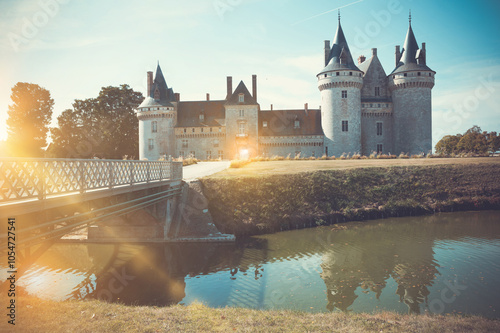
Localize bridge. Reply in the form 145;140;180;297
0;158;191;271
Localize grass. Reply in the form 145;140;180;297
3;296;500;333
210;157;500;178
201;159;500;236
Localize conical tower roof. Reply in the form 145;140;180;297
319;19;360;74
148;62;174;106
391;20;434;74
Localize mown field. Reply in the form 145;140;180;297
201;158;500;236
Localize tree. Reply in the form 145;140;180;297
456;126;488;154
435;134;461;155
48;85;143;159
6;82;54;157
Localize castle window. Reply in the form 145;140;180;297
418;72;421;76
192;128;195;133
238;94;245;103
263;121;268;128
182;139;188;148
429;73;432;77
201;128;204;133
324;74;327;78
199;113;204;122
239;122;246;135
349;72;353;76
148;139;154;150
206;151;212;160
218;150;224;159
378;104;381;108
311;151;315;157
342;120;348;132
336;72;340;76
375;87;380;96
183;128;187;133
213;139;219;147
239;109;245;117
219;127;222;132
154;88;160;100
294;120;300;129
370;104;373;107
404;73;408;77
377;144;383;154
151;121;157;133
377;122;383;136
341;90;347;98
210;127;213;132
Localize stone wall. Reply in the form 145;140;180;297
259;135;324;157
175;128;226;160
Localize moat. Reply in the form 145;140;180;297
2;211;499;318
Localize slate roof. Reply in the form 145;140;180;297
259;109;324;136
319;21;361;74
138;96;173;108
149;63;176;106
391;24;434;74
176;100;226;127
225;81;257;105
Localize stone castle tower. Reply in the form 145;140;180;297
318;15;435;156
136;64;177;160
317;16;363;157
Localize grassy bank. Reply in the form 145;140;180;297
201;161;500;236
3;297;500;332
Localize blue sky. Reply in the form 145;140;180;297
1;0;499;147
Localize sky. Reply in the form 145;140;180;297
1;0;499;148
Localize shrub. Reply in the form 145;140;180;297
398;153;409;159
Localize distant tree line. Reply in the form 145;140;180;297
3;82;143;159
435;126;500;156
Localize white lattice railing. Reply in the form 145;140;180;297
0;158;183;203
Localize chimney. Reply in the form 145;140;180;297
395;45;401;66
421;42;426;65
174;93;180;102
304;103;308;112
372;48;377;56
324;40;331;66
226;76;232;100
270;104;273;111
252;74;257;102
206;93;210;101
147;71;153;96
358;55;366;64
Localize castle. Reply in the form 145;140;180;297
136;17;435;160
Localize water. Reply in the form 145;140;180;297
1;211;499;318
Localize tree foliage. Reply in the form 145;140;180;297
6;82;54;157
435;126;499;155
48;85;143;159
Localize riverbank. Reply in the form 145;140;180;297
201;159;500;236
3;297;500;332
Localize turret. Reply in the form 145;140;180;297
317;14;363;157
136;63;177;160
389;15;435;155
